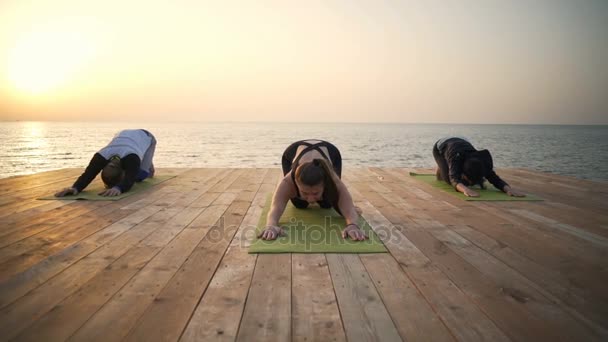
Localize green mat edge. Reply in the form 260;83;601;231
409;172;543;201
37;175;176;201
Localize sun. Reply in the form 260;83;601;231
6;29;95;95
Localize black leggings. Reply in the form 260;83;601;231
281;140;342;211
433;142;450;183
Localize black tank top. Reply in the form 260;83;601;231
290;141;332;198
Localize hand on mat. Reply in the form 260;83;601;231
342;224;368;241
504;186;526;197
258;225;286;240
462;188;479;197
99;187;122;197
54;187;78;197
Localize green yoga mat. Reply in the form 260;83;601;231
249;196;388;253
409;172;542;201
38;175;175;201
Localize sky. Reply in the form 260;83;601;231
0;0;607;124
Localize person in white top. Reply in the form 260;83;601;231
55;129;157;197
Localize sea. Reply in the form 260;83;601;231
1;121;607;181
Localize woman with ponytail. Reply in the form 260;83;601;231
259;140;367;241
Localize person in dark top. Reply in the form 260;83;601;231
433;137;525;197
54;129;156;197
259;139;367;241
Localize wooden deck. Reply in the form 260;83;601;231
0;167;607;341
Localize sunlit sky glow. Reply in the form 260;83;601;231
0;0;607;124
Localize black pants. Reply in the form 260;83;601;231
433;142;450;183
281;140;342;210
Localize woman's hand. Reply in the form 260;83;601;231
55;187;78;197
258;225;286;240
99;187;122;197
457;183;479;197
504;185;526;197
342;224;368;241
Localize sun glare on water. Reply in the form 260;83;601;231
6;29;96;95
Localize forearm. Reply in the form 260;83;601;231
73;153;107;192
337;191;358;226
487;171;508;191
267;202;286;226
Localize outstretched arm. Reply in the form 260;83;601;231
259;176;292;240
486;170;525;197
55;153;107;197
336;180;367;241
502;184;526;197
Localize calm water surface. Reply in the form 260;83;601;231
1;121;606;181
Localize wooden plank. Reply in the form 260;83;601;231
0;200;76;227
371;168;608;338
372;203;556;339
381;168;608;273
539;201;608;237
236;253;291;342
359;253;455;342
431;226;608;340
0;203;119;263
54;173;242;342
327;253;402;342
0;201;109;246
2;169;185;249
0;194;175;309
207;169;246;193
0;168;82;194
352;191;510;342
180;181;274;342
450;221;608;319
13;246;160;342
0;205;136;280
473;202;607;270
498;169;607;214
123;172;263;341
359;171;602;341
1;167;605;342
34;201;232;342
292;254;346;342
509;208;608;249
262;168;282;185
505;168;608;192
420;207;608;332
0;179;91;218
0;170;213;334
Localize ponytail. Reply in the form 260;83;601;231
295;158;339;205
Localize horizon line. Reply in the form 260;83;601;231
1;119;607;126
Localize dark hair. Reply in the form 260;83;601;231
463;157;484;186
295;158;339;205
101;162;124;188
